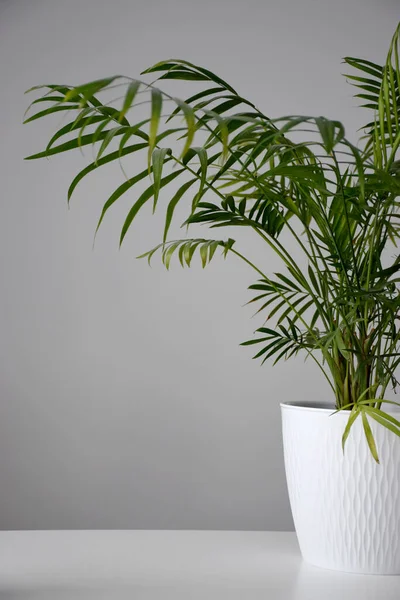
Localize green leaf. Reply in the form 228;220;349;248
200;242;208;268
346;142;365;201
143;59;237;94
364;407;400;436
163;178;197;242
204;110;229;161
64;76;120;104
118;120;150;155
174;99;195;158
163;241;182;269
152;148;172;211
25;129;126;160
172;60;238;94
342;407;360;452
23;104;79;124
208;241;219;262
183;147;208;209
315;117;345;153
185;240;202;266
119;80;140;122
260;340;290;364
343;57;383;78
240;337;273;346
159;70;211;82
275;273;302;292
67;142;147;202
307;265;321;295
362;411;380;463
25;84;73;95
120;169;184;245
278;297;314;326
89;116;112;145
96;126;127;163
24;94;69;118
97;105;130;126
335;329;350;360
148;88;163;166
344;74;382;89
43;115;105;154
166;87;225;122
222;237;235;257
96;167;152;234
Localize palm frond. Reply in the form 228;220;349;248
24;26;400;459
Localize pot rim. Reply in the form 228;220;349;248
280;401;343;414
280;400;400;415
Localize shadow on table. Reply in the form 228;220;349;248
294;561;400;600
1;563;399;600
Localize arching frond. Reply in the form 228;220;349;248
24;26;400;459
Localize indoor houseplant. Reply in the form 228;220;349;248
24;24;400;574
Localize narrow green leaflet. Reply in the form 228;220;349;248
315;117;345;153
45;115;105;154
152;148;172;211
166;87;225;122
96;127;128;163
148;88;163;166
344;57;383;78
23;104;79;124
174;99;195;158
25;129;125;160
362;411;380;463
364;407;400;438
67;143;147;202
137;238;232;268
95;166;155;234
120;169;184;245
119;80;140;122
143;59;238;94
183;147;208;209
24;94;70;118
342;407;360;452
64;76;121;104
163;178;197;242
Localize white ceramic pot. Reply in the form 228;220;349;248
281;401;400;574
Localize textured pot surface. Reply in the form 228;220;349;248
281;401;400;574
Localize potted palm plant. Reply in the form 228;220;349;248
24;24;400;574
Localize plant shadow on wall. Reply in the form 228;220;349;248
24;24;400;463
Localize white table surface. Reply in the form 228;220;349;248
0;530;399;599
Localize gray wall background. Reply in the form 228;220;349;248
0;0;398;530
